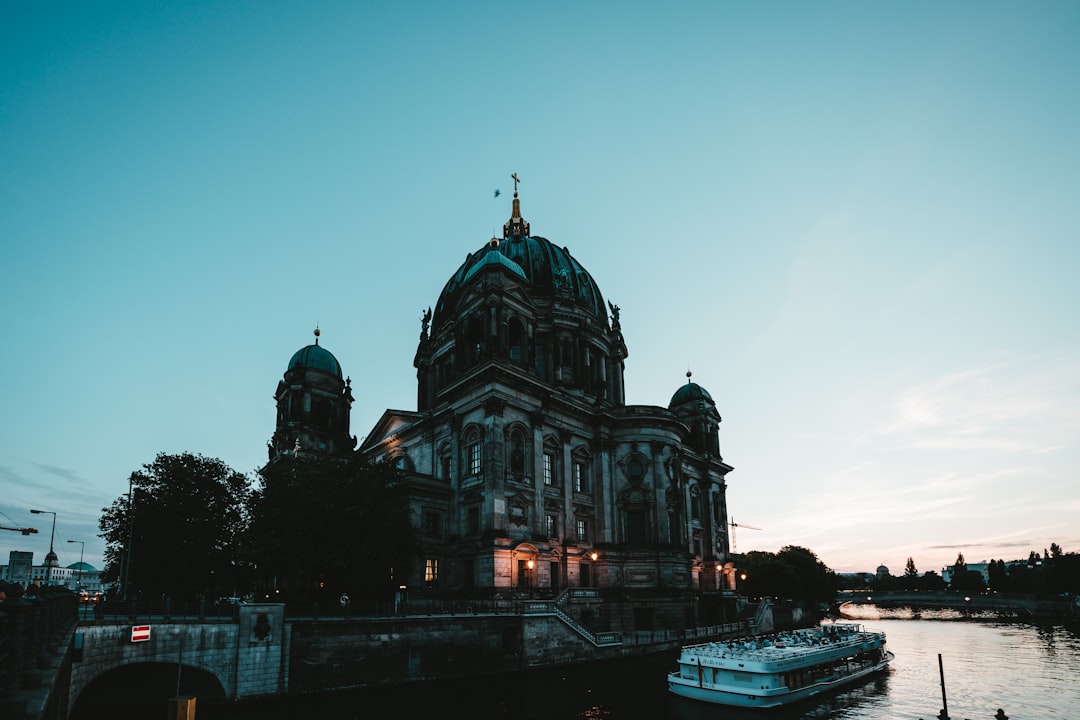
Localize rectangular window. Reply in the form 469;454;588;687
424;559;438;586
577;518;588;543
468;442;481;476
546;514;556;538
543;453;554;486
467;506;480;535
441;456;451;481
574;462;586;493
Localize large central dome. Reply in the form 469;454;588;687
434;235;607;326
432;191;607;327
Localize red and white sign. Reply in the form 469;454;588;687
131;624;151;643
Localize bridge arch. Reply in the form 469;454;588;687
71;662;226;719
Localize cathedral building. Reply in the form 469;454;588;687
270;184;737;606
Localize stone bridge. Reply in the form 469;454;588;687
70;603;287;712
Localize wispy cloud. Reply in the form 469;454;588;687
879;352;1080;455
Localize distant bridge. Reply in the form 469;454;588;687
839;592;1043;617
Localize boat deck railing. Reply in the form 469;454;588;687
684;628;883;664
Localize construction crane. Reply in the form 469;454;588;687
0;511;38;535
729;517;761;553
0;522;39;535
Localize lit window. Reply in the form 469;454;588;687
577;518;588;542
546;514;556;538
425;559;439;585
468;441;481;476
544;453;554;485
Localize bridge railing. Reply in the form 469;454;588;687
0;585;77;709
94;597;247;622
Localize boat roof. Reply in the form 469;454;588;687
679;623;885;671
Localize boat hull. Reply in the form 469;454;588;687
668;652;893;709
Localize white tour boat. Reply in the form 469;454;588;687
668;622;893;708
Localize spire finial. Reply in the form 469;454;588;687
503;171;530;238
314;326;321;345
510;172;522;219
686;369;692;384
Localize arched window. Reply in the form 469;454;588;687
559;337;574;381
464;315;484;367
463;426;482;478
507;427;527;477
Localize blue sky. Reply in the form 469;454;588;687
2;2;1078;576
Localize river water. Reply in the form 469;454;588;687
204;616;1079;719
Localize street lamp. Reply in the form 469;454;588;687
30;509;57;584
67;540;85;593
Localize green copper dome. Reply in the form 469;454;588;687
288;343;342;378
434;234;607;326
670;380;714;408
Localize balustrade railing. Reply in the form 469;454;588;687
0;585;77;700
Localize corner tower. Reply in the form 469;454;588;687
268;328;356;463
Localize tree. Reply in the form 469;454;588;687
776;546;838;604
919;570;946;592
735;546;837;605
245;454;414;606
737;551;802;600
987;559;1007;591
99;452;252;601
903;557;919;591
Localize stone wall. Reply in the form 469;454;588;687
286;615;524;693
235;604;287;700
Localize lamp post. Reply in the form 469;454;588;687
30;509;57;584
67;539;85;592
67;539;86;617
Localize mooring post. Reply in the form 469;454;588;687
938;653;949;719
